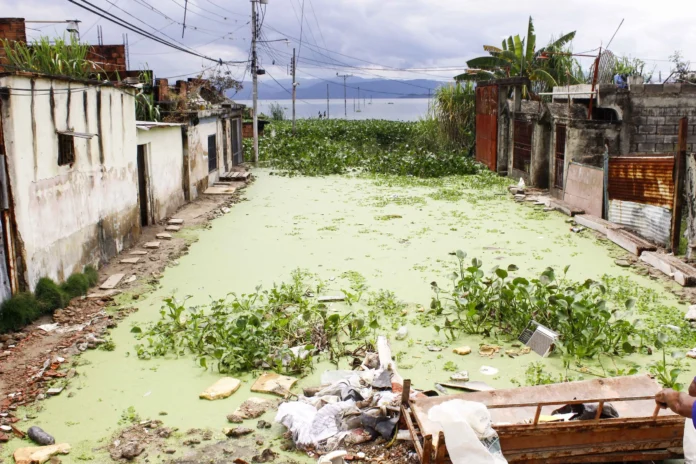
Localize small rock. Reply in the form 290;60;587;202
227;414;243;424
183;438;201;446
120;442;144;460
223;427;254;438
686;305;696;321
615;259;632;268
158;411;168;416
202;430;213;441
157;427;172;438
77;343;88;352
28;426;55;446
252;448;276;463
256;420;271;429
255;437;264;446
453;346;471;356
0;432;9;442
164;449;176;455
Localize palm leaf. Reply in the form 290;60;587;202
530;68;559;88
454;70;498;82
466;56;511;69
547;31;576;50
525;17;536;65
501;39;507;51
484;45;503;53
507;37;515;54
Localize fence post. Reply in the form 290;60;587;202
671;118;688;253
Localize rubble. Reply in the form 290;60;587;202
251;372;298;397
227;397;274;423
223;427;254;438
200;377;241;400
13;443;71;464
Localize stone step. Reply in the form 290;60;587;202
574;215;623;236
100;273;125;290
607;229;657;256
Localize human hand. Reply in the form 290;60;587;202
689;377;696;397
655;389;678;410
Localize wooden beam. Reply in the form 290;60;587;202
671;117;688;252
435;431;447;464
422;434;433;464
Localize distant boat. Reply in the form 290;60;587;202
387;102;394;105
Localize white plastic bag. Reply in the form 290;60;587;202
685;419;696;464
428;400;507;464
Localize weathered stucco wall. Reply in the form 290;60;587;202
0;75;138;289
186;117;219;200
136;125;185;221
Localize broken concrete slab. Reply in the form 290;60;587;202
452;346;471;356
13;443;71;464
204;186;237;195
47;387;64;395
549;199;584;217
574;214;623;236
87;289;121;299
129;250;148;255
251;372;297;397
165;225;181;232
144;241;161;249
120;258;140;264
100;273;125;290
168;218;184;225
640;252;696;286
317;294;346;303
156;233;172;240
607;229;657;256
200;378;241;401
227;397;274;423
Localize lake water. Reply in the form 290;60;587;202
237;98;431;122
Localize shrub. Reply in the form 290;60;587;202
0;293;41;333
61;273;90;298
35;277;68;313
84;265;99;287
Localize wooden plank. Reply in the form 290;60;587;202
574;215;622;236
563;163;604;217
549;199;584;217
670;118;688;252
641;252;696;286
422;434;432;464
434;431;447;464
640;252;675;277
606;229;657;256
100;273;125;290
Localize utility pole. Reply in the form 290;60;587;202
336;73;352;118
251;0;259;165
291;47;297;134
357;87;360;111
326;84;330;119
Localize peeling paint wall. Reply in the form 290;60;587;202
0;75;138;290
186;117;219;200
136;125;185;221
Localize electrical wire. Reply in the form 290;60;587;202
296;69;430;97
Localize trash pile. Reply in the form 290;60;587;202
275;336;418;460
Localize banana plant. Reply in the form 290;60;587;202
455;17;580;96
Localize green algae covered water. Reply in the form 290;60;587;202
3;170;690;462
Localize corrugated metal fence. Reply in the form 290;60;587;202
608;155;675;246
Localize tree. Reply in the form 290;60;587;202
455;17;580;96
668;51;696;84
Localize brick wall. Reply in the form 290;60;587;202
0;18;27;70
629;84;696;153
87;45;127;72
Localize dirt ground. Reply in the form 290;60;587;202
0;180;249;440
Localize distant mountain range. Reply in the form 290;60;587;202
229;76;449;100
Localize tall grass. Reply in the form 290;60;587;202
269;102;286;121
416;82;475;153
1;35;93;79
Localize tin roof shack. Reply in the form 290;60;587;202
156;78;244;200
0;72;139;296
135;122;186;224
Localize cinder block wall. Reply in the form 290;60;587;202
0;18;27;70
629;84;696;153
87;45;127;72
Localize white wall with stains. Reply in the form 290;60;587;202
0;74;139;290
136;124;186;222
186;116;220;200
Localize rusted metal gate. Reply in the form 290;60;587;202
554;124;566;189
608;155;675;245
475;84;498;171
513;120;533;173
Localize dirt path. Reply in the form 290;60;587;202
0;181;249;435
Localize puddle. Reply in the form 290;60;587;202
3;170;684;462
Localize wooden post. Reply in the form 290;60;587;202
671;118;688;252
435;431;447;463
422;434;433;464
402;379;411;405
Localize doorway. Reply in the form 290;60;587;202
136;144;149;227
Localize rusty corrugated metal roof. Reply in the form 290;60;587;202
608;156;674;209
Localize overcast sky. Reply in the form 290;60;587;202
3;0;695;90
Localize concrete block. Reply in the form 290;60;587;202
156;233;172;240
640;252;696;286
144;241;161;249
165;225;181;232
663;83;682;94
639;125;657;134
607;229;657;256
130;250;148;255
549;198;584;217
168;218;184;225
657;125;678;135
574;214;623;236
120;258;140;264
646;116;666;125
100;273;125;290
644;84;665;94
636;143;657;152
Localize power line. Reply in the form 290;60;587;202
307;0;327;50
131;0;239;31
297;69;431;97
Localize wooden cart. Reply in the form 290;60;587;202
401;375;684;463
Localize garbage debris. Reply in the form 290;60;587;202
318;450;347;464
395;326;408;340
440;381;495;392
428;400;507;464
479;366;498;376
275;335;414;455
251;372;298;397
227;397;274;423
478;345;501;358
453;346;472;356
27;426;55;446
570;226;585;233
450;371;470;382
13;443;71;464
518;321;559;357
427;346;442;352
551;403;619;421
200;377;241;400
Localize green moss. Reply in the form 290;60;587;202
0;293;41;333
84;265;99;287
35;277;68;313
61;273;90;298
